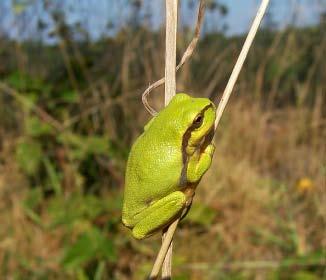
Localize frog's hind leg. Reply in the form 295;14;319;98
132;191;186;239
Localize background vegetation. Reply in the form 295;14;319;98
0;1;325;279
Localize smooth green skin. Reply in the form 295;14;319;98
122;93;216;239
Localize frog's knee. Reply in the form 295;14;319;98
131;192;186;239
122;216;134;228
170;191;186;205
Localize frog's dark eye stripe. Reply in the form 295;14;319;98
193;114;203;128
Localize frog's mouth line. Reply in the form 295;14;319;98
179;120;215;188
198;125;215;152
181;104;216;157
182;121;214;153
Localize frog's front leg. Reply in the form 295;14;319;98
187;144;215;183
132;191;186;239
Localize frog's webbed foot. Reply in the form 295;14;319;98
132;191;186;239
187;143;215;183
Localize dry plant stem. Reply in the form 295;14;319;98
164;0;178;106
149;219;179;278
142;0;206;116
214;0;270;130
161;228;173;278
162;0;178;278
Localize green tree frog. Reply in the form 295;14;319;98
122;93;216;239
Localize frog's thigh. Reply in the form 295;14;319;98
132;191;186;239
187;144;215;183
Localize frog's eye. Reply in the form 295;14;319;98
193;115;203;128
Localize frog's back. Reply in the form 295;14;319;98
122;123;183;224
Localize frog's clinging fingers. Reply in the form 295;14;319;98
187;144;215;183
132;191;186;239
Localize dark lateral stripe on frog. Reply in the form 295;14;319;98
179;104;214;188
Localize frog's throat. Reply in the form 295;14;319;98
185;128;214;155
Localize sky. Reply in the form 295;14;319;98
0;0;325;42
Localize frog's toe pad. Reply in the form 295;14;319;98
204;143;215;156
132;229;147;240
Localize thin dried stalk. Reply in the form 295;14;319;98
161;0;178;278
214;0;270;130
149;219;179;278
142;0;206;116
164;0;178;106
162;230;173;278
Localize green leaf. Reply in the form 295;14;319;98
47;195;107;228
43;157;62;196
16;139;42;175
47;196;79;227
24;188;43;209
5;71;45;93
58;133;111;160
82;195;105;219
22;206;43;227
106;192;123;212
290;271;319;280
186;202;216;227
76;269;89;280
86;136;110;155
62;233;97;269
62;228;116;270
94;261;105;280
60;90;79;103
25;116;53;137
98;237;116;262
22;188;44;226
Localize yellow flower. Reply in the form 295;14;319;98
296;177;314;193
